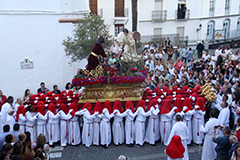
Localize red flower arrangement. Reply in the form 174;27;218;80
72;68;146;86
130;68;138;72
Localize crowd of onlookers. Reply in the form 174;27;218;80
0;124;50;160
140;40;240;92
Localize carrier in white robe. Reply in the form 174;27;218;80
6;113;16;132
59;110;72;146
93;115;101;146
36;113;48;141
182;110;195;145
167;121;189;160
218;107;230;127
99;109;114;147
47;111;60;145
26;111;37;142
160;107;177;146
125;109;138;145
145;106;160;145
135;107;152;146
200;117;221;160
112;110;128;145
17;114;26;134
82;110;97;147
192;110;205;144
1;103;12;126
68;113;81;146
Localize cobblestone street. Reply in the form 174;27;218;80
50;141;202;160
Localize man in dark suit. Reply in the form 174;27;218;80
177;4;182;19
196;41;204;58
52;85;61;94
37;82;46;93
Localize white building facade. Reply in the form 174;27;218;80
96;0;240;45
0;0;89;99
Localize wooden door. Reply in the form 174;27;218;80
90;0;98;15
115;0;124;17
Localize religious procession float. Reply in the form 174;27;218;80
24;29;217;109
72;29;146;104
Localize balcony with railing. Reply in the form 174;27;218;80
114;8;129;17
113;8;129;24
175;9;190;20
152;10;167;22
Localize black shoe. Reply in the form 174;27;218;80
151;144;156;146
50;145;55;148
135;144;142;147
127;144;134;147
102;145;108;148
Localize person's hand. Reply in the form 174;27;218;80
231;130;236;135
214;127;217;133
218;125;223;130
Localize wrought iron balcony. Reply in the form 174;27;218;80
152;10;167;22
114;8;129;17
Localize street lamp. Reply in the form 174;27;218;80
196;24;202;32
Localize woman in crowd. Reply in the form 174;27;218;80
140;51;148;62
231;51;239;68
175;45;181;61
2;143;13;159
0;151;9;160
65;82;73;93
167;45;174;61
155;60;164;73
231;144;240;160
12;141;23;160
21;142;35;160
144;42;149;51
36;134;47;146
23;89;32;102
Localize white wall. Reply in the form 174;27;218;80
0;0;89;100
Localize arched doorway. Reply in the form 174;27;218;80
223;19;231;39
207;20;215;40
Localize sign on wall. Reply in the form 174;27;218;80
20;58;33;69
214;29;225;40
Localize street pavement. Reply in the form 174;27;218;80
49;141;202;160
